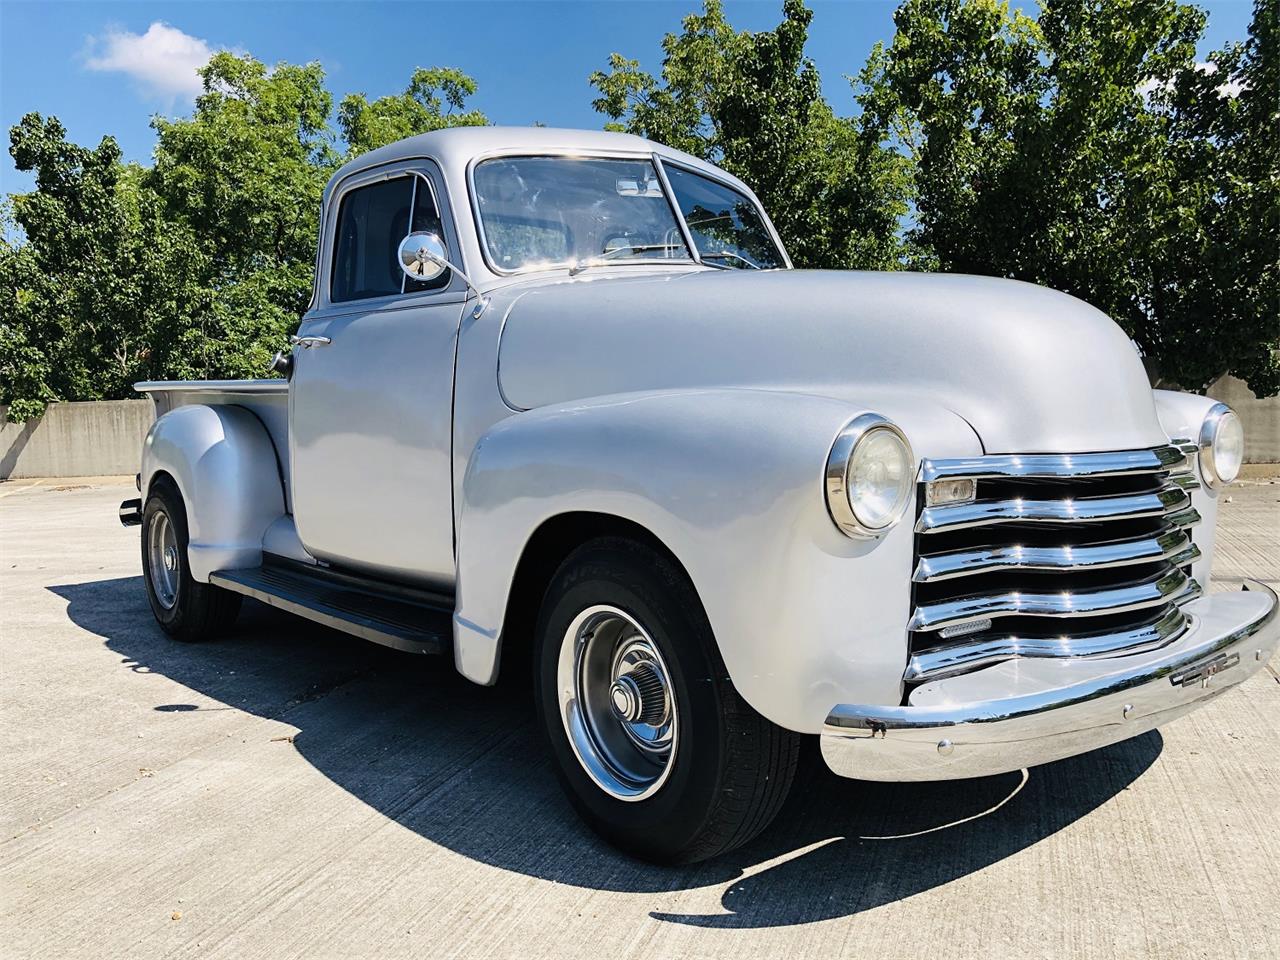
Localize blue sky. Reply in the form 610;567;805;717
0;0;1258;196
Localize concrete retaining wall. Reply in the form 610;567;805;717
1;381;1277;481
1;400;153;480
1208;375;1280;464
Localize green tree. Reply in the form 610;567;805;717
862;0;1278;394
147;53;339;380
339;67;488;157
591;0;911;269
1;116;155;420
1142;0;1279;395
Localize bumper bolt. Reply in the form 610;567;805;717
1123;703;1134;719
936;739;954;756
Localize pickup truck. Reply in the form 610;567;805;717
122;126;1277;864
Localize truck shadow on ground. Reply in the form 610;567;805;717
53;576;1162;929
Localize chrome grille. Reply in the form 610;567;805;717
908;444;1201;685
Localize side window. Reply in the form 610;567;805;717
664;166;784;270
330;174;449;303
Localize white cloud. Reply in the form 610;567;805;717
1135;77;1170;98
1136;63;1246;100
84;22;215;101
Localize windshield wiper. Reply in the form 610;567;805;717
700;250;762;270
568;244;686;276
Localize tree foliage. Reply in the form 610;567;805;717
591;0;911;270
2;2;1276;423
339;67;488;157
2;56;488;419
860;0;1278;394
0;116;166;419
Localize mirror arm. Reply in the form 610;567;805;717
406;171;490;318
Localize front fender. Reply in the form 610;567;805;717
141;404;285;581
454;387;980;733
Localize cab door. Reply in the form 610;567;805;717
289;161;466;586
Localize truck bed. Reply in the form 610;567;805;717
134;379;291;509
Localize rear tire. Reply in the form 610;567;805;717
534;536;800;864
142;477;241;642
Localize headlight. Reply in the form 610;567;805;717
825;414;915;538
1198;402;1244;489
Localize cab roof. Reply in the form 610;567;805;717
323;125;751;202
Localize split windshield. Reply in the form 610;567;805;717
471;155;782;273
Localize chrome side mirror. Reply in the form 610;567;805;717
394;228;492;320
398;231;450;282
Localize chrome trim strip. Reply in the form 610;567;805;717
913;528;1200;582
908;568;1200;632
133;379;289;395
1168;473;1201;490
822;582;1279;781
916;484;1190;534
919;445;1186;482
905;607;1190;683
1167;506;1202;529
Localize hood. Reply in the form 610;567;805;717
495;270;1168;455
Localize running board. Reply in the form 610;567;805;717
209;558;452;655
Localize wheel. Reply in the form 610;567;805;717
141;477;241;642
534;537;801;864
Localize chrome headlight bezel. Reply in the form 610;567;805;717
825;413;916;539
1198;402;1244;490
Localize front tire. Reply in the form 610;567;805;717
142;477;241;642
534;537;800;864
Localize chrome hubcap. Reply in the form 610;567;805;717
558;605;678;801
147;509;179;610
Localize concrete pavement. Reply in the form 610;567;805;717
2;477;1278;959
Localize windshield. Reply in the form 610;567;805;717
664;165;784;269
472;156;692;272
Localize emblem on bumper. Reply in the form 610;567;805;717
1169;651;1240;687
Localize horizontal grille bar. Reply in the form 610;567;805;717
905;607;1189;683
909;567;1201;632
920;445;1188;482
913;527;1201;583
916;484;1190;534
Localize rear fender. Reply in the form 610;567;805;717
141;404;285;581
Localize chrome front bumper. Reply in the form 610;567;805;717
821;581;1279;781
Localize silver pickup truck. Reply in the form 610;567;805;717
121;126;1277;864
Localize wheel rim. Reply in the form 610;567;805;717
147;509;180;610
557;604;678;801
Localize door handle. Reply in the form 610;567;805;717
290;335;332;349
